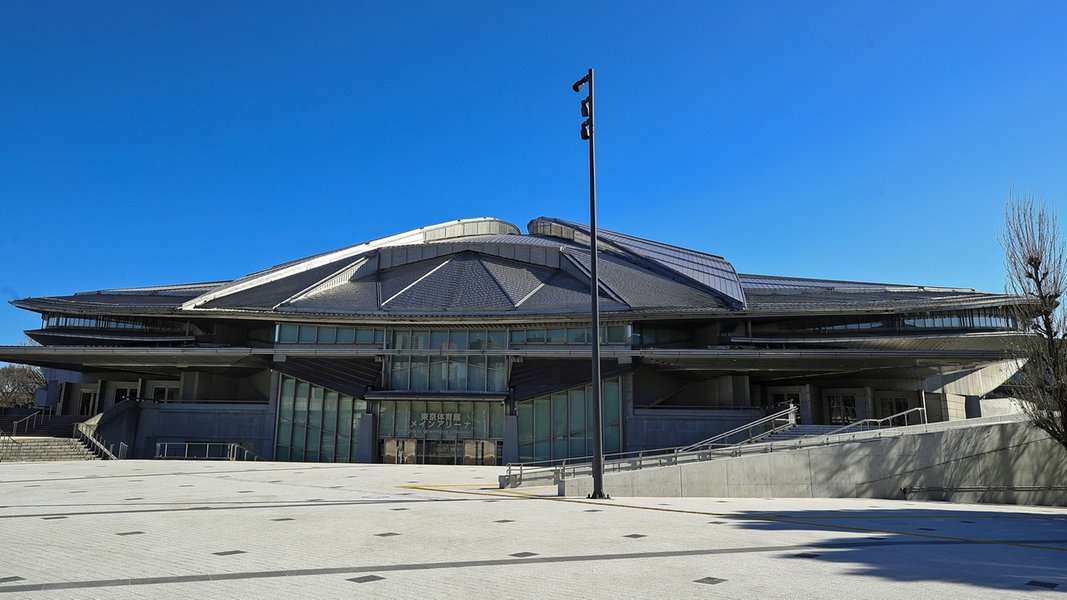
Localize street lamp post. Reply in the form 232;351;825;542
573;68;608;500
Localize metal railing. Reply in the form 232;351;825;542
677;405;798;452
155;442;260;461
0;427;22;462
499;408;1014;490
825;407;927;436
74;422;119;460
501;406;799;488
10;406;54;435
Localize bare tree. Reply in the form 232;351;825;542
0;364;47;408
1002;189;1067;450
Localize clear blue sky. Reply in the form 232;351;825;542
2;1;1066;346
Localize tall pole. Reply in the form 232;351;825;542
574;68;607;499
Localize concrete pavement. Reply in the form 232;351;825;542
1;459;1065;598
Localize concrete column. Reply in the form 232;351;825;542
944;393;967;421
356;414;377;463
503;414;519;465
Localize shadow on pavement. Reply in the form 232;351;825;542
734;506;1067;593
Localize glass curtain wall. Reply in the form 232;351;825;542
275;375;366;462
516;377;622;462
390;329;508;392
376;400;505;441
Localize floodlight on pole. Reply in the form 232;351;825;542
573;68;608;500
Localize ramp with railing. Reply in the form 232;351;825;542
499;406;934;490
499;406;799;489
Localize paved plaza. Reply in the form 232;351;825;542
0;460;1065;599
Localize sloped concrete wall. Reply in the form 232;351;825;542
561;420;1067;506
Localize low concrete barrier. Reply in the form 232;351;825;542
560;420;1067;506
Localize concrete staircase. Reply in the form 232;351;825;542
0;414;89;438
0;437;100;462
759;424;844;443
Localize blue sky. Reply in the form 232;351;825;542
2;1;1066;346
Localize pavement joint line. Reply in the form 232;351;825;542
0;543;818;593
0;497;479;520
412;483;1067;554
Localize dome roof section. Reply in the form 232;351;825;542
182;218;520;311
528;217;746;309
180;216;737;316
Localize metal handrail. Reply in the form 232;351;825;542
678;405;798;452
499;407;1006;490
825;407;927;437
10;406;54;435
155;442;260;461
500;406;799;488
74;422;118;460
0;427;22;462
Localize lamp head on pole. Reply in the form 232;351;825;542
572;74;590;93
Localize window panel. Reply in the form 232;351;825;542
487;330;506;349
318;327;337;344
430;356;447;390
468;330;485;349
567;327;588;344
308;387;324;432
449;330;467;350
468;356;486;391
323;392;338;434
552;392;568;437
410;356;429;391
430;331;449;350
568;388;585;434
517;403;533;445
448;359;467;390
390;356;410;389
378;401;395;437
412;330;429;349
298;325;317;343
487;356;506;391
278;324;298;343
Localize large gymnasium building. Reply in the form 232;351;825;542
1;217;1025;465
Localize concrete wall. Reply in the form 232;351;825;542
133;403;276;459
561;419;1067;506
625;408;764;451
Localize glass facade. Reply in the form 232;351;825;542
388;328;509;392
376;399;505;441
509;325;629;345
274;325;628;464
780;308;1018;334
275;375;366;462
277;324;385;345
517;377;623;462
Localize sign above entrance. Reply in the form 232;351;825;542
411;412;472;434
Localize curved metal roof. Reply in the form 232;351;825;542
8;216;1021;322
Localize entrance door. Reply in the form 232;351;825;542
879;396;911;424
114;386;138;404
463;440;498;465
826;394;857;425
383;439;417;464
422;440;459;465
79;391;96;416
